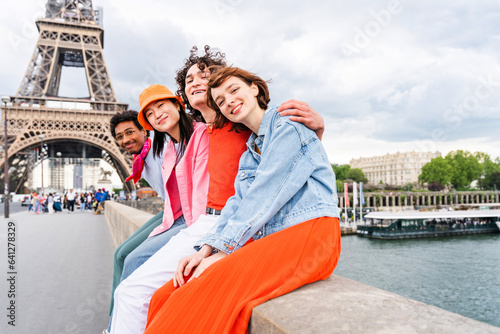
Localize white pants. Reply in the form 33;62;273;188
110;214;219;334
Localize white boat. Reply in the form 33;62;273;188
357;209;500;239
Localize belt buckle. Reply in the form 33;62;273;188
206;207;221;215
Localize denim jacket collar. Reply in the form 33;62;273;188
247;106;275;158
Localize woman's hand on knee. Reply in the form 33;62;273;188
173;254;199;287
173;245;213;287
188;251;227;283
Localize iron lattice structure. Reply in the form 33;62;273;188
0;0;135;193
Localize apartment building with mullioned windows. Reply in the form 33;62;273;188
350;151;441;186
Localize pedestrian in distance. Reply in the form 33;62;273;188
66;189;76;213
53;193;62;212
28;193;35;212
47;193;54;214
32;193;41;214
80;193;86;212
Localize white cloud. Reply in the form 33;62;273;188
1;0;500;166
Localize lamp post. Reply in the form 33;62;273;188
57;152;62;192
1;96;11;218
38;134;45;195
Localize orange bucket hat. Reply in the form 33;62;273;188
138;84;185;131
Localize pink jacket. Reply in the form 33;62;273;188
149;121;209;237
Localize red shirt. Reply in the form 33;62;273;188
207;123;252;210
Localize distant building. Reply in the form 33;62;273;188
350;151;441;186
136;187;158;200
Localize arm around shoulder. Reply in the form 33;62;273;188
277;99;324;140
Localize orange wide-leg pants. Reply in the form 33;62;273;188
145;216;341;334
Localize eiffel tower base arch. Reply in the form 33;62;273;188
0;104;135;194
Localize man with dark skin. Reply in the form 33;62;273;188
108;110;166;315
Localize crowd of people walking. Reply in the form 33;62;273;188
27;188;109;214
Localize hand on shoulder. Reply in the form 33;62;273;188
277;100;324;140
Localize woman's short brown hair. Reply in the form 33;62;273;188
206;66;270;131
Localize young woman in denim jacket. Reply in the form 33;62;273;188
143;67;341;334
108;84;209;334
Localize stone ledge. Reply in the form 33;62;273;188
250;274;500;334
340;225;356;235
103;203;499;333
104;201;153;247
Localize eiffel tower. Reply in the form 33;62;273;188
0;0;135;194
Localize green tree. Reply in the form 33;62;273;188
331;164;351;181
444;150;482;189
489;171;500;190
479;155;500;190
419;156;452;188
346;168;368;183
336;180;344;193
404;183;414;191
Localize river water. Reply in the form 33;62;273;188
334;232;500;328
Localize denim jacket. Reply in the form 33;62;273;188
196;106;339;254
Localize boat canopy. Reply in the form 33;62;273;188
364;209;500;220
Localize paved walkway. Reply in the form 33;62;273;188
0;209;114;334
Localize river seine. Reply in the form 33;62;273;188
334;232;500;328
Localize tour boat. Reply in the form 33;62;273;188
357;209;500;239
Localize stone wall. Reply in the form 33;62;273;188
115;198;163;215
250;275;500;333
104;201;154;247
104;202;499;333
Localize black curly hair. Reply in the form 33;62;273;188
175;45;227;122
109;110;148;138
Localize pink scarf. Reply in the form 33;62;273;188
126;138;152;183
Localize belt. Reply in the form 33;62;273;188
206;207;222;215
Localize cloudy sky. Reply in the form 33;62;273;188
1;0;499;165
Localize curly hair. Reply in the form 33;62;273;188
109;110;147;138
175;45;227;122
